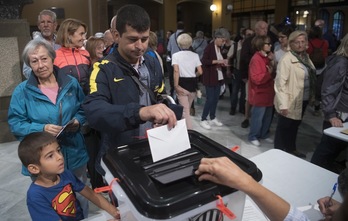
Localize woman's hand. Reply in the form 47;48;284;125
279;109;288;116
329;117;343;127
44;124;63;137
175;85;186;96
266;65;273;74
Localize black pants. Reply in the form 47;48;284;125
311;120;348;173
166;61;174;97
84;129;104;189
274;101;308;152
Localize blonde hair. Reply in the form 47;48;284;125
334;33;348;57
85;36;105;61
148;31;158;50
177;33;192;50
288;30;307;50
56;18;87;47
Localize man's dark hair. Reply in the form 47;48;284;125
18;132;57;167
116;4;150;36
279;25;294;38
177;21;184;30
309;26;323;39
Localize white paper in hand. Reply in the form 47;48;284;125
147;119;191;162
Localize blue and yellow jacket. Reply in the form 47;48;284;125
83;49;164;174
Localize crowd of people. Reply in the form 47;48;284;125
7;3;348;220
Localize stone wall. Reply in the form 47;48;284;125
0;19;31;143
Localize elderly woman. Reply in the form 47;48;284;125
248;35;275;146
85;36;105;65
172;33;203;129
311;33;348;172
200;28;229;130
274;30;316;158
55;18;90;95
8;39;89;217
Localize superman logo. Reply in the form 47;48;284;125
52;184;77;217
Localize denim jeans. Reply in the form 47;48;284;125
201;85;221;121
248;106;273;141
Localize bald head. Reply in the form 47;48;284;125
104;29;114;48
255;21;268;37
110;15;118;43
315;19;325;29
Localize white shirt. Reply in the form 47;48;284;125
171;50;202;78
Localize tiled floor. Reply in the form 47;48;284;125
0;88;324;220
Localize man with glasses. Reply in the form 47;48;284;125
22;10;60;79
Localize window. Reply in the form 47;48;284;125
333;11;344;40
319;9;330;33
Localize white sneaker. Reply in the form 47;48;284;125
250;140;260;147
210;118;223;126
200;120;211;130
263;138;274;144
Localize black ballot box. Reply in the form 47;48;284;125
103;130;262;221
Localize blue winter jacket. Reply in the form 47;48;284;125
8;66;89;175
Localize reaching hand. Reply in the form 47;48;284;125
195;157;252;191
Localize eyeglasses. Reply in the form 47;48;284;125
264;42;272;46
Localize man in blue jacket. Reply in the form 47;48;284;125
83;4;177;175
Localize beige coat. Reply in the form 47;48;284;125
274;51;314;120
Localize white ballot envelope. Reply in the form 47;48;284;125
147;119;191;162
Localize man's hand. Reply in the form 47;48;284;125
329;117;343;127
318;196;341;220
139;103;177;129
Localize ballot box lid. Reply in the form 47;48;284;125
103;130;262;220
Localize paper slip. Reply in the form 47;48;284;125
56;119;75;138
341;128;348;135
242;198;269;221
147;119;191;162
297;204;323;220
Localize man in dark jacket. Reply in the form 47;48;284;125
83;4;177;175
239;21;269;128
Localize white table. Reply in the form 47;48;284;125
323;122;348;142
248;149;340;220
101;149;341;220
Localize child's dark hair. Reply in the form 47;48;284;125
18;132;57;167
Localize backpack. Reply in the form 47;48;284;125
309;41;325;69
